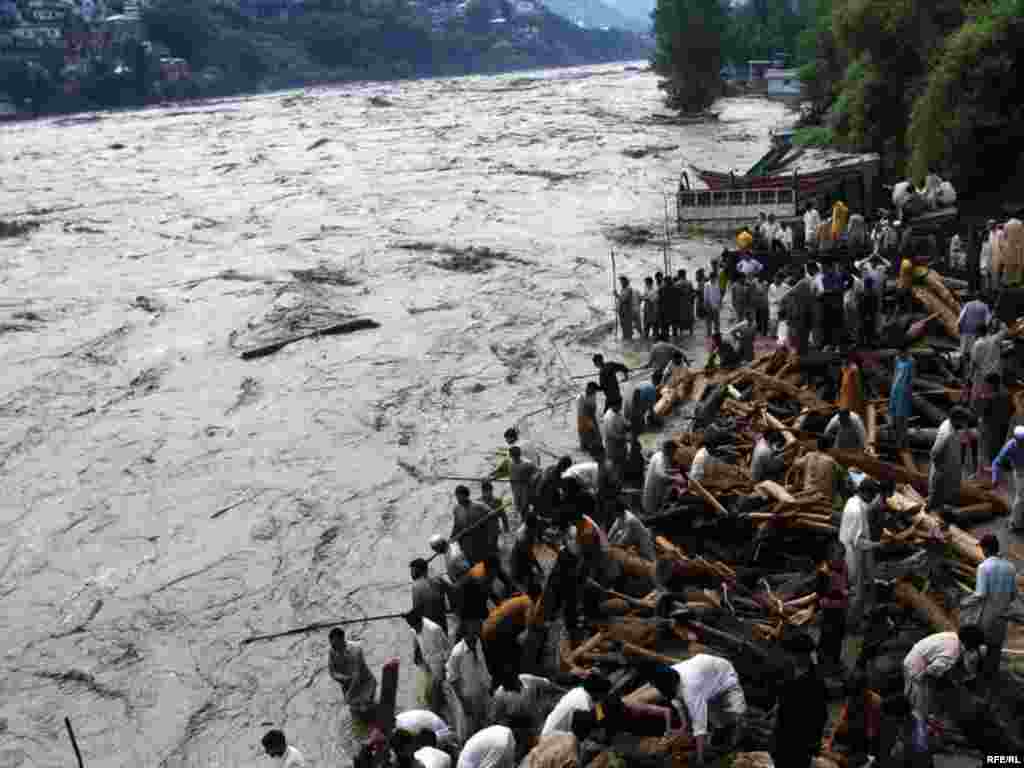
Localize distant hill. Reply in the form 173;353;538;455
541;0;650;32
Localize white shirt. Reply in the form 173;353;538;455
446;639;492;700
768;282;786;321
415;749;452;768
457;725;516;768
397;709;451;739
839;495;870;553
981;234;994;272
602;408;626;442
804;209;821;241
671;655;740;737
562;462;599;491
280;746;307;768
412;617;450;678
541;687;592;736
904;632;962;679
417;746;453;768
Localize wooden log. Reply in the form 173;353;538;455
688;478;730;518
828;449;1010;516
893;581;956;633
948;525;984;566
607;546;657;582
911;286;959;338
621;641;686;666
568;632;608;667
755;480;796;503
866;403;878;455
239;318;381;359
923;269;961;316
739;370;830;408
951;503;997;525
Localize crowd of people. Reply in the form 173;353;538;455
258;204;1023;768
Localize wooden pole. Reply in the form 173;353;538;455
611;249;619;338
65;717;85;768
242;611;412;644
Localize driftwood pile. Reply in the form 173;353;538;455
551;278;1024;766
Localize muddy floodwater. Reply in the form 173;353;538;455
0;64;791;767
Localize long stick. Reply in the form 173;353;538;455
65;717;85;768
242;611;411;645
432;475;511;483
663;194;672;275
518;395;577;420
610;249;619;338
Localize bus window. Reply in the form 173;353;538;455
697;192;711;207
729;191;744;205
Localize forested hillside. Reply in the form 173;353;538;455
651;0;1024;197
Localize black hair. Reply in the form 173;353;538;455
586;382;600;394
593;354;604;365
980;533;999;556
329;627;345;643
262;729;286;753
504;427;519;442
958;624;985;650
455;484;470;497
571;710;597;741
410;558;429;577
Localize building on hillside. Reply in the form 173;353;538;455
765;68;801;96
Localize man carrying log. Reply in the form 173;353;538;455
993;425;1024;531
650;655;747;766
928;407;974;520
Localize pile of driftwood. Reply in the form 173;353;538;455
548;299;1024;765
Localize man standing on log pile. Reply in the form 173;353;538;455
771;632;828;768
623;373;659;435
855;253;887;345
968;319;1008;407
607;498;655;560
825;409;867;451
481;583;544;682
977;372;1011;479
793;435;841;502
889;345;914;450
532;456;572;521
957;293;992;375
974;534;1019;697
592;354;629;414
993;426;1024;531
927;407;974;520
650;655;747;766
840;480;883;641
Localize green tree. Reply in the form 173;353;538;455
906;0;1024;191
652;0;728;111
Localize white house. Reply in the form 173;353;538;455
765;68;801;96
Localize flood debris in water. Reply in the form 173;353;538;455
604;223;664;247
306;137;330;151
0;219;40;238
395;241;532;273
621;144;679;159
289;264;360;287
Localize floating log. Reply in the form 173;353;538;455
893;580;956;633
240;318;380;359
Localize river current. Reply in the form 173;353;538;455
0;63;791;767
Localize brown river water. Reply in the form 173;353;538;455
0;64;792;767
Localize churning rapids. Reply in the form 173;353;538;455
0;63;791;767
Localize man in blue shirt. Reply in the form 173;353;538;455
975;534;1019;696
623;372;660;435
993;426;1024;531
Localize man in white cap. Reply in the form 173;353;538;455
993;425;1024;531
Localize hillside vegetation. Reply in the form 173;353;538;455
143;0;651;92
651;0;1024;196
